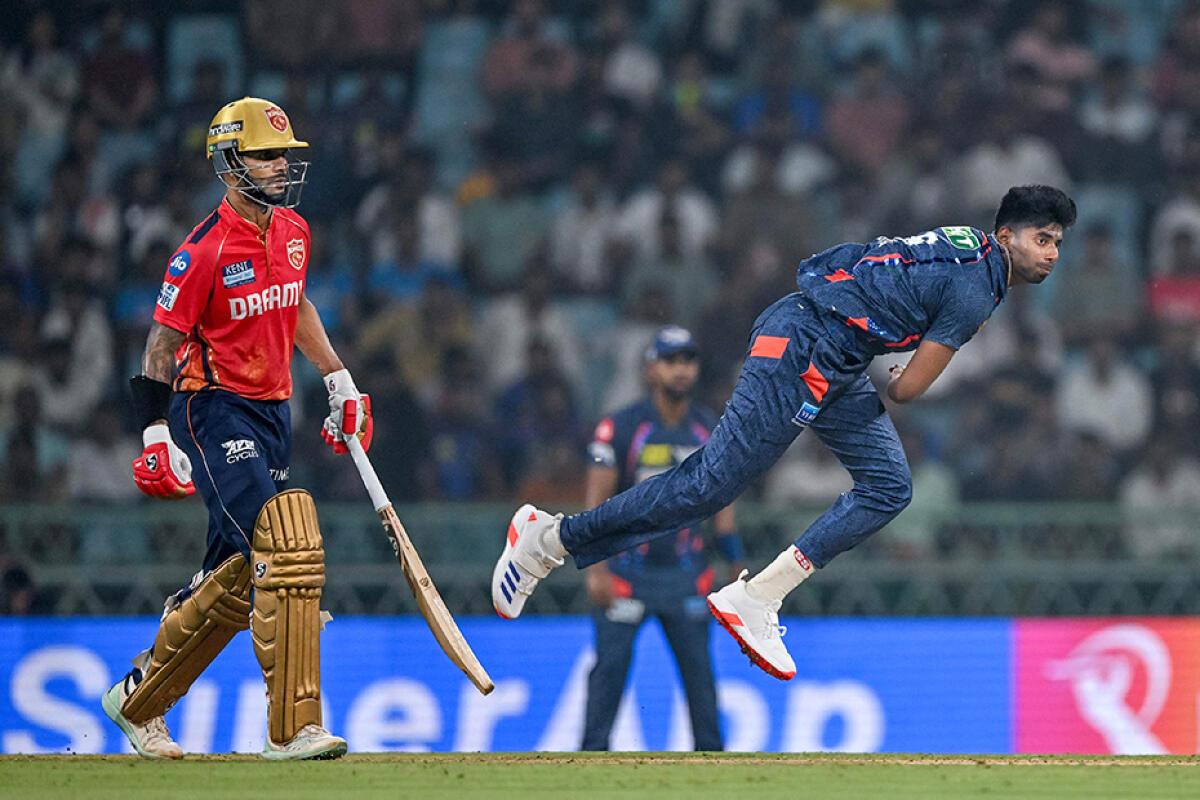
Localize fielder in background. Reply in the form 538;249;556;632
493;185;1076;681
581;326;741;752
104;97;372;760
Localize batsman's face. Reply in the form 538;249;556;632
242;149;289;198
999;223;1064;284
650;352;699;397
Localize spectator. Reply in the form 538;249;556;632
1149;166;1200;275
958;109;1071;226
825;48;910;177
461;154;552;294
596;3;662;109
475;261;585;398
482;0;576;98
616;159;718;265
1055;335;1153;457
623;212;720;330
494;337;583;492
1050;224;1141;345
1;10;79;210
1148;320;1200;452
1120;437;1200;559
1005;0;1098;113
549;162;620;295
422;348;503;501
1075;56;1159;186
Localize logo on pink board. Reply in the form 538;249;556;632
1015;618;1200;754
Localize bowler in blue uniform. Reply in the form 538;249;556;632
581;327;742;751
492;185;1076;680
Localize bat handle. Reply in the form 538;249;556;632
347;436;390;513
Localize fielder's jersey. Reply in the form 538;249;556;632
795;226;1008;356
588;399;718;595
154;197;310;401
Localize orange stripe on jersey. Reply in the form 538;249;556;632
750;335;789;359
885;333;922;348
846;317;870;331
825;268;854;282
801;361;829;404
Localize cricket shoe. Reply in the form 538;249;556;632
707;571;796;681
101;672;184;760
262;724;348;761
492;504;565;619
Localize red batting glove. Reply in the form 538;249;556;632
132;424;195;499
322;393;373;454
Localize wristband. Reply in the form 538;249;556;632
715;532;745;562
129;375;172;430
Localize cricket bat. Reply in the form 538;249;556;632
346;436;495;695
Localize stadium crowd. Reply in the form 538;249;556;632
3;0;1200;572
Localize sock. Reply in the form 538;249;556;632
745;545;815;604
542;515;568;560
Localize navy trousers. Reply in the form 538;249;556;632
168;390;291;574
581;596;722;751
561;293;913;569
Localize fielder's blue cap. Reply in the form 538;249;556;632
645;325;699;362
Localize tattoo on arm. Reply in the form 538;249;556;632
142;323;186;383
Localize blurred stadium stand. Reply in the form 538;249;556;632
4;0;1200;616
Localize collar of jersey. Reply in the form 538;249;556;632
983;233;1010;303
221;196;275;236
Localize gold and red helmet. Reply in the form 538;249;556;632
206;97;309;208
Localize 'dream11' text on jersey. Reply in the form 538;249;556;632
154;197;310;401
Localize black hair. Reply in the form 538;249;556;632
994;185;1077;232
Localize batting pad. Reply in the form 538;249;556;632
251;489;326;745
123;553;252;722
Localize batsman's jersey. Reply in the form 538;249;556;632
154;197;310;401
588;399;718;596
795;226;1009;356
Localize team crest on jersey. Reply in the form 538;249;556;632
287;238;305;270
264;105;289;132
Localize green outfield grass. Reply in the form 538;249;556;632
3;753;1199;800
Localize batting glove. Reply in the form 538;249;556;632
132;423;195;499
322;368;373;454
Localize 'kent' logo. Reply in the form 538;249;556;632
941;226;982;250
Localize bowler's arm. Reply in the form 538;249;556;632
886;339;957;404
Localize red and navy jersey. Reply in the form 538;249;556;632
795;226;1008;355
588;399;718;593
154;197;310;401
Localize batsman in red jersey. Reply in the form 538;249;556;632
103;97;368;760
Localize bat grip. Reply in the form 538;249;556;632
347;435;390;512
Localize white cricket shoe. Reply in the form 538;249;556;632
262;724;348;761
707;571;796;681
102;675;184;760
492;504;565;619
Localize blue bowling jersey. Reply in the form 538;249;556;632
795;226;1009;355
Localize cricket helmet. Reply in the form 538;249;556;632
206;97;309;208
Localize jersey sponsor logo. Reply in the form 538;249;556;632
264;105;289;132
639;443;674;467
269;467;290;481
228;279;304;320
168;250;191;276
221;259;256;288
157;282;180;312
941;226;982;250
221;438;259;463
286;238;306;270
790;401;820;428
208;120;243;137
